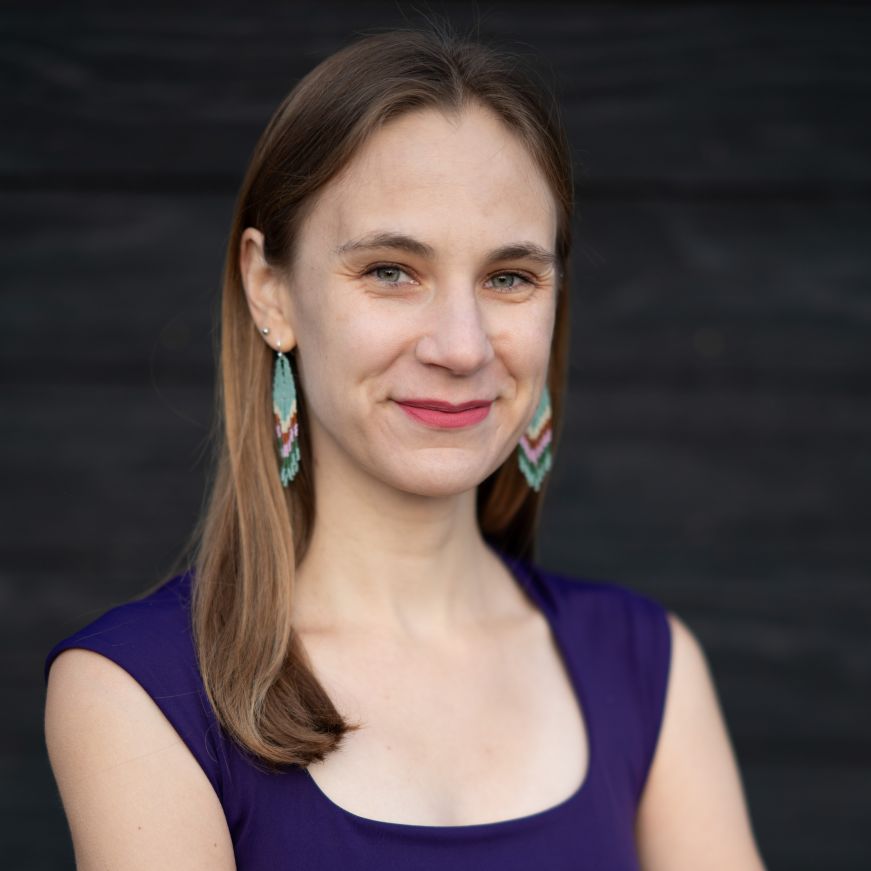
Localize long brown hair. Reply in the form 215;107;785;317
163;21;575;770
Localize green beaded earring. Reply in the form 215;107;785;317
517;384;553;492
261;327;300;486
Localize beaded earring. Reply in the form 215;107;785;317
261;327;300;486
517;384;553;492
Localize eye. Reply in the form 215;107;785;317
364;264;415;286
485;271;534;292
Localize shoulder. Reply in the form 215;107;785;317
43;570;198;749
43;572;198;693
44;646;188;766
654;609;726;760
44;573;237;868
45;649;236;868
662;610;703;687
533;563;672;646
43;570;229;796
648;608;728;761
635;610;768;869
535;572;734;739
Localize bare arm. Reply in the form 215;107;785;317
635;612;767;870
44;648;237;870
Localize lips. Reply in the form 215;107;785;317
397;398;492;412
395;398;493;429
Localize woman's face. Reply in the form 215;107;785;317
275;102;559;498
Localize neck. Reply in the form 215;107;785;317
291;438;516;640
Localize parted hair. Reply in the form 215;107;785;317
159;20;575;770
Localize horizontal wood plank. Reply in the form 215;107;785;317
1;5;869;186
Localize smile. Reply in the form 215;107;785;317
394;399;493;429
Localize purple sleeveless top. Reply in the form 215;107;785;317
44;550;671;870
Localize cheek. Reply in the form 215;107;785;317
494;303;556;374
338;306;412;371
297;301;407;398
536;297;559;364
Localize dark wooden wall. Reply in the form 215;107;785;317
3;3;869;868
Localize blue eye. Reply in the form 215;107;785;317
366;264;413;286
486;272;532;292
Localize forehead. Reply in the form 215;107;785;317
304;103;558;252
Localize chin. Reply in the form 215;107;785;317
382;461;491;499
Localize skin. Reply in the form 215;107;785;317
44;102;767;868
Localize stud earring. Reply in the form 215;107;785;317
517;385;553;492
270;336;300;487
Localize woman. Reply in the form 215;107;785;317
44;24;766;870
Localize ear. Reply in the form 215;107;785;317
239;227;297;351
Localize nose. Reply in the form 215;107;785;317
414;285;495;374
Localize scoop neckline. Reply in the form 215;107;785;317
300;547;594;835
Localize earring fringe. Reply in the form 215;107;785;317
517;385;553;491
272;350;300;486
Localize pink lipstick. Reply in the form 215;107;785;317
395;398;492;429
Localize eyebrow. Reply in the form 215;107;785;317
334;231;558;270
